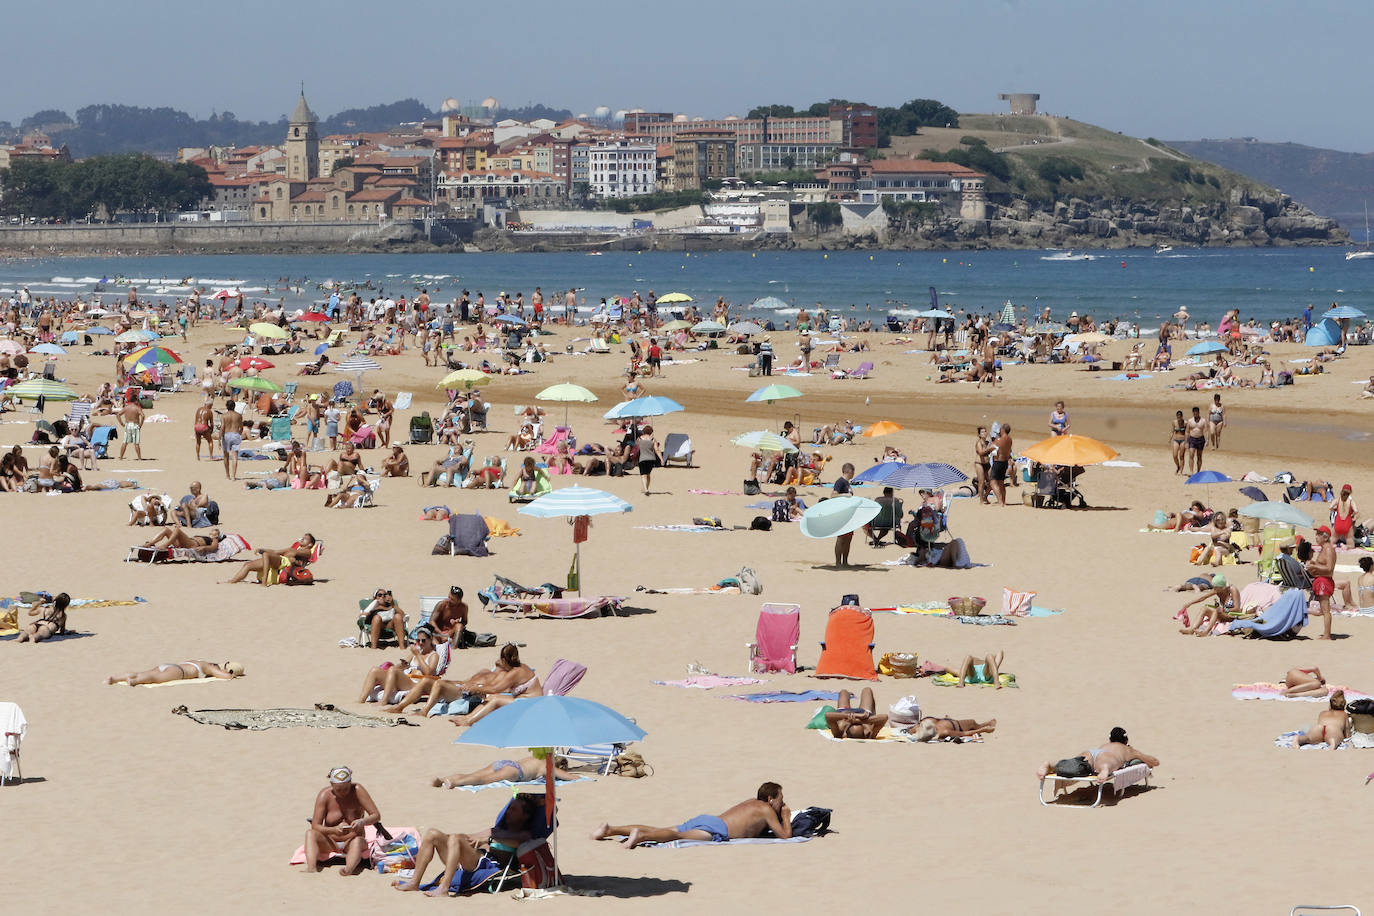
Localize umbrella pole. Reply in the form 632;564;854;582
575;542;582;598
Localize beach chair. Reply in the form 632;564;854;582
407;595;443;640
747;603;800;674
533;427;570;456
661;433;693;467
181;364;196;386
1258;524;1296;582
394;391;413;411
865;497;904;546
587;338;611;354
41;361;57;381
815;606;877;680
65;399;92;433
410;412;434;444
1039;762;1152;808
0;701;25;786
90;425;117;459
425;794;559;895
349;425;376;449
822;353;841;372
447;513;492;557
356;597;411;648
508;467;552;503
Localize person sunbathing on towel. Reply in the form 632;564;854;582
591;781;791;849
825;688;888;739
16;592;69;643
106;659;244;685
1177;575;1244;636
431;754;575;789
141;524;221;553
1283;666;1327;698
243;468;291;490
305;766;380;876
384;643;532;716
358;626;440;702
222;533;316;586
420;505;451;520
1297;689;1352;749
392;793;541;895
1035;727;1161;783
922;651;1005;688
911;715;998;741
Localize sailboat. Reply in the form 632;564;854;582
1346;202;1374;260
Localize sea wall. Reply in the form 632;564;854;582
0;219;453;252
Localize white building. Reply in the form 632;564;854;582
587;141;657;199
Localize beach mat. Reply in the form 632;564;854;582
654;676;764;689
172;707;405;729
1232;683;1374;702
450;775;593;792
727;690;840;703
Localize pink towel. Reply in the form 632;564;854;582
288;824;420;865
1232;683;1373;702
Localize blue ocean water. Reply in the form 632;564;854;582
1;246;1369;329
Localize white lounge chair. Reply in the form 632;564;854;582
1038;763;1151;808
661;433;693;467
0;701;26;786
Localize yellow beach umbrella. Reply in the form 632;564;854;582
1020;434;1119;467
657;292;693;303
439;368;491;390
249;322;287;340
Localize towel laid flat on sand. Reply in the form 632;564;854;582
655;676;764;689
108;677;228;689
452;775;593;793
1232;683;1373;702
728;690;840;703
931;672;1018;688
173;707;402;729
643;836;813;849
1273;729;1361;750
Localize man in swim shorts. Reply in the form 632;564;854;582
118;398;144;461
591;782;791;848
1185;406;1208;474
1306;526;1338;640
221;398;244;481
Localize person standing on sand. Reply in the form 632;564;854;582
990;424;1012;507
220;398;244;481
193;400;215;460
117;398;145;461
1208;393;1225;450
592;782;790;849
1170;410;1187;474
1185;406;1207;474
304;767;380;876
1049;401;1069;437
1305;526;1338;640
973;426;992;503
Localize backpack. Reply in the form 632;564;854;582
750;516;772;531
1054;756;1094;778
739;567;762;595
284;566;313;586
915;505;940;542
743;479;761;496
432;535;454;555
771;500;790;523
204;500;221;526
789;806;832;838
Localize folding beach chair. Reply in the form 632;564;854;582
409;411;434;444
1039;763;1151;808
533;427;569;456
426;794;559;895
747;603;800;674
65;399;92;433
282;381;297;399
661;433;693;467
508;468;552;503
815;605;877;680
90;425;117;459
356;597;410;648
0;702;25;787
865;497;904;546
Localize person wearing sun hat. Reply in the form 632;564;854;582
304;766;380;875
1176;573;1244;636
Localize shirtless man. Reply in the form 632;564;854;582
1036;727;1161;784
393;794;543;895
1185;406;1208;474
1305;526;1338;639
1297;690;1352;749
173;480;210;526
304;767;380;876
380;445;409;477
193;400;215;460
429;585;469;646
990;424;1012;507
117;398;144;461
976;339;997;389
221;398;244;480
591;781;791;849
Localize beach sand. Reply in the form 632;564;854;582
6;324;1373;914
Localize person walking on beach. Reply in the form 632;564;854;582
1208;394;1225;450
592;782;790;849
193;400;214;460
1049;401;1070;437
990;424;1012;506
221;398;244;481
1170;409;1187;474
636;424;661;496
118;397;145;461
1185;406;1207;474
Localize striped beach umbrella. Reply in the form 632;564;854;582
690;320;726;334
333;356;382;374
882;462;968;490
7;379;78;401
603;396;684;419
853;461;905;484
518;486;633;597
731;430;798;452
746;384;803;404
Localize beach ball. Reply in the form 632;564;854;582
869;255;874;261
824;254;829;259
1310;266;1315;272
942;258;947;263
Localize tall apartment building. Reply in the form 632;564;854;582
586;141;656;198
672;129;736;190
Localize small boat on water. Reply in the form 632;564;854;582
1041;250;1096;261
1155;245;1173;254
1346;202;1373;260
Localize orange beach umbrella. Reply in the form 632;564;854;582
1020;434;1119;467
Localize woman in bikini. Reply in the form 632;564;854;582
911;715;999;742
516;457;540;496
973;426;992;503
1332;484;1358;547
376;397;393;447
1356;556;1374;613
1282;666;1327;698
431;754;577;790
16;592;70;643
142;524;221;553
1297;690;1352;749
1177;575;1244;635
106;659;244;685
1170;409;1187;474
381;643;533;717
825;688;889;739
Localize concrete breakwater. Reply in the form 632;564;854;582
0;219;477;253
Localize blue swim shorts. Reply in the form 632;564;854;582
675;814;729;842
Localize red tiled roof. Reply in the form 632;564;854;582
394;197;430;206
348;189;402;202
292;190;328;203
867;159;982;177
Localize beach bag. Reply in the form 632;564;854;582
878;653;920;678
789;806;832;838
739;567;762;595
518;841;559;889
1054;756;1094;778
431;535;454;555
771;500;790;523
750;516;772;531
888;695;921;725
284;566;313;586
1002;588;1035;617
915;505;940;542
743;479;761;496
609;750;652;778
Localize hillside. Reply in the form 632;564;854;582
1167;138;1374;230
883;114;1345;247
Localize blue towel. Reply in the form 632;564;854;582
728;690;840;703
1228;589;1308;638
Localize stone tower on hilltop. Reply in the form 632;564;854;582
285;90;319;182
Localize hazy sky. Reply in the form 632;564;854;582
9;0;1374;151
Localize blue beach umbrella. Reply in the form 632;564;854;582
518;486;632;596
800;496;882;539
1186;341;1228;356
1239;501;1315;528
883;462;968;491
752;296;789;310
853;461;905;484
1186;470;1232;485
314;343;330;356
603;396;684;419
87;326;113;336
1324;305;1365;320
59;331;80;345
917;309;953;319
1239;486;1267;502
1305;319;1341;347
30;343;67;356
494;314;527;325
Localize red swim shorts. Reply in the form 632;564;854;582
1313;576;1335;598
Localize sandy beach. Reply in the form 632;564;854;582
6;317;1374;915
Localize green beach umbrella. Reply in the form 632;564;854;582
746;383;803;405
7;379;78;402
659;319;693;332
657;292;693;303
229;376;284;393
